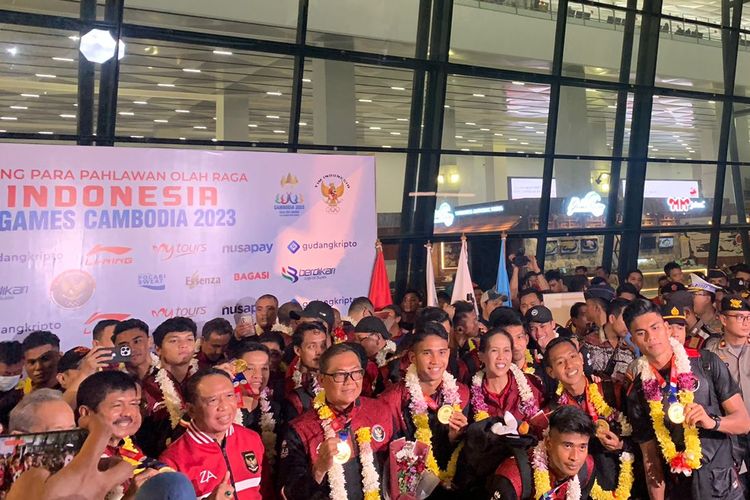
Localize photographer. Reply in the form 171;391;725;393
508;249;550;305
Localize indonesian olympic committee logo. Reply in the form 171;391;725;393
50;269;96;309
274;173;305;217
314;174;350;213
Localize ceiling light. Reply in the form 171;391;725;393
273;130;285;134
20;93;39;98
118;111;134;116
520;142;529;145
175;109;190;113
154;119;168;123
182;68;201;73
465;122;476;126
369;126;381;130
179;137;186;140
494;133;503;136
35;74;56;78
133;101;147;105
390;132;401;135
266;115;279;119
535;151;543;154
444;105;450;108
157;83;175;87
460;148;470;152
708;100;715;104
68;35;80;41
60;114;76;118
480;128;490;131
52;56;75;62
509;138;517;141
79;29;125;63
455;135;463;139
472;93;485;97
302;78;311;83
0;117;18;121
193;125;207;129
535;131;544;134
130;135;144;138
212;138;218;142
607;105;617;109
358;99;373;103
38;131;53;135
6;47;17;56
468;139;477;143
213;50;232;55
266;91;282;96
524;126;534;129
247;124;258;128
0;130;5;133
10;106;27;110
511;81;525;86
382;145;392;149
396;118;408;122
298;122;307;126
391;86;405;91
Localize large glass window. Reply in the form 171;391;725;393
642;162;716;226
648;96;721;161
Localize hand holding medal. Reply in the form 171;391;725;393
683;402;714;429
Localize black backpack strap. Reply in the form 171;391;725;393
296;387;313;413
513;448;533;500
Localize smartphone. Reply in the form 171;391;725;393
107;344;132;363
0;429;88;491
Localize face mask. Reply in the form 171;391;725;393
0;375;20;392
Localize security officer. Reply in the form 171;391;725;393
660;302;688;346
705;295;750;490
689;273;724;334
669;288;721;350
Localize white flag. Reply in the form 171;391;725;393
426;243;438;307
451;237;479;315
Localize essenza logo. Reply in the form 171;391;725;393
138;273;166;291
281;265;335;283
234;271;270;282
151;306;207;319
0;285;28;300
152;243;207;261
185;272;221;289
83;312;131;336
84;244;133;266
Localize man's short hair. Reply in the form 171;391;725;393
616;283;639;298
233;341;270;359
570;302;586;319
489;307;524;329
382;303;402;317
664;261;682;275
626;269;643;279
256;294;279;306
348;297;374;316
410;322;449;350
152;317;197;347
9;388;64;433
437;291;451;304
184;368;232;405
92;319;120;343
622;298;662;330
0;341;22;366
545;270;563;283
21;330;60;354
401;289;423;303
277;301;302;326
319;342;364;374
543;337;579;368
569;275;589;292
607;298;631;318
112;319;149;343
575;266;588;274
518;288;543;303
549;405;595;438
258;331;285;351
76;371;139;416
201;317;233;340
415;307;450;331
595;266;610;276
292;321;327;348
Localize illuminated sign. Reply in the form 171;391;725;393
566;191;606;217
667;197;706;212
433;202;505;227
434;202;455;227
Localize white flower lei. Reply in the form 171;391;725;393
154;358;198;429
532;438;582;500
375;340;397;368
635;336;692;384
271;322;292;336
405;364;461;413
471;364;538;418
292;363;322;395
233;387;277;464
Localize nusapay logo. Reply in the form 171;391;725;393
281;265;335;283
84;244;133;266
83;312;131;336
151;306;207;319
152;243;207;261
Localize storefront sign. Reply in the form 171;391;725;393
667;197;706;212
433;202;506;227
434;202;455;227
566;191;606;217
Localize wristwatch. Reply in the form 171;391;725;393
709;413;721;431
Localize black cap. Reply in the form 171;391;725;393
720;295;750;313
667;290;693;311
659;281;687;295
525;305;553;324
728;278;749;293
661;303;687;325
57;346;89;373
730;263;750;275
290;300;335;332
708;269;728;280
353;316;390;340
584;284;616;303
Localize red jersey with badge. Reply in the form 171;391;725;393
160;422;265;500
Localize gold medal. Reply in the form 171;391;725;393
333;440;351;464
437;404;454;425
232;359;248;374
595;419;610;437
667;403;685;424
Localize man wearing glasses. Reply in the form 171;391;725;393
280;343;399;500
687;273;723;348
706;295;750;491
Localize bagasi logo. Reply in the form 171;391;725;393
138;273;166;291
234;271;270;282
274;173;305;217
185;272;221;289
0;285;28;301
84;244;133;266
281;265;335;283
83;312;130;336
151;306;207;319
314;173;350;213
152;243;207;261
50;269;96;309
221;243;273;254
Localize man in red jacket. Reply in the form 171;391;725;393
160;368;266;500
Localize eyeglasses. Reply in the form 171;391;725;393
322;369;365;383
725;314;750;323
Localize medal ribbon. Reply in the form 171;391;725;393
649;355;679;405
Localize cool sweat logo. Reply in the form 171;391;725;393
138;273;166;291
281;265;335;283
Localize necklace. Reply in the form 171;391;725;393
532;438;582;500
375;340;397;368
154;358;198;428
470;364;539;427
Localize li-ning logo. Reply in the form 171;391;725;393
83;312;130;336
281;266;299;283
0;285;28;300
84;244;133;266
152;243;207;261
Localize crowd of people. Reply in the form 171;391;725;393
1;258;750;499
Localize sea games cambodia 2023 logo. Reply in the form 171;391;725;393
274;173;305;217
314;174;350;213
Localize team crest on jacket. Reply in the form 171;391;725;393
371;425;385;443
243;451;259;473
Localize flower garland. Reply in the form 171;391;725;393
532;437;582;500
636;337;702;476
271;322;292;336
523;350;535;374
588;383;632;437
470;365;539;423
404;364;463;484
312;391;381;500
291;360;322;394
234;387;278;465
375;340;397;368
154;358;198;429
590;452;635;500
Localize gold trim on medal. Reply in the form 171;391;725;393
595;419;610;437
667;403;685;424
437;404;454;424
333;440;351;464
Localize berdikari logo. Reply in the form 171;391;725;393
84;244;133;266
153;243;207;261
0;285;28;300
138;273;166;291
151;305;207;319
281;265;335;283
83;312;131;336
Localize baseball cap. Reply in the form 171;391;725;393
660;303;686;325
525;305;553;324
57;346;90;373
720;295;750;313
290;300;335;332
728;278;749;293
659;282;687;296
584;284;616;303
730;263;750;275
354;316;390;340
708;269;728;280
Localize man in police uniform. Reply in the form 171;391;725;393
669;289;720;350
660;302;688;346
689;273;724;334
705;295;750;490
